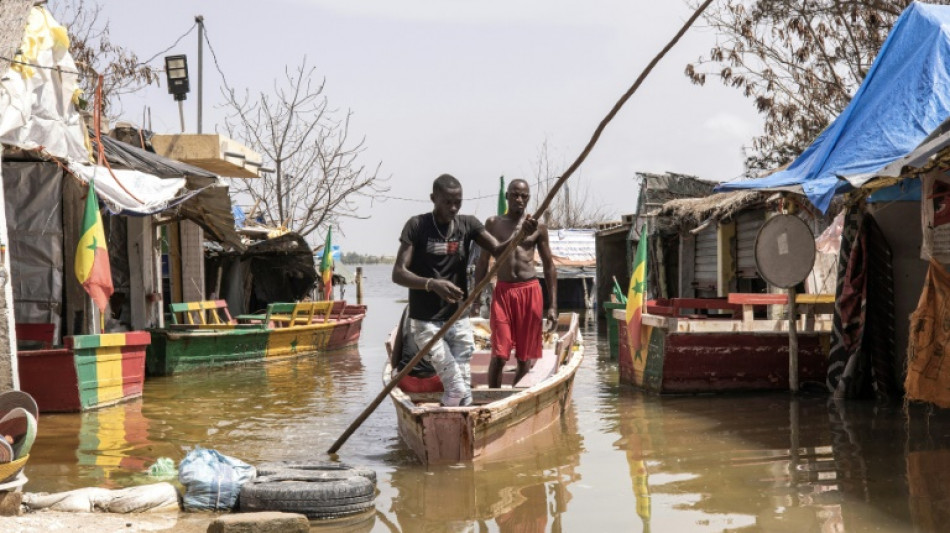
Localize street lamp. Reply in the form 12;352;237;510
164;54;190;132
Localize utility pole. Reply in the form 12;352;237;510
196;15;204;134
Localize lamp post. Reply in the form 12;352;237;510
164;54;190;132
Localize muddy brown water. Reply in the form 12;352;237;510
22;264;950;531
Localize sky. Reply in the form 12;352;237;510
75;0;763;255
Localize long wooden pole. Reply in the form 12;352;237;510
327;0;715;455
787;286;799;392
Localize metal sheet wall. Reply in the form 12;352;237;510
694;226;717;293
2;163;63;341
736;210;765;277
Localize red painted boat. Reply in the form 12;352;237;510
614;295;831;393
17;329;150;413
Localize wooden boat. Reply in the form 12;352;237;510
146;299;365;376
384;312;583;465
16;324;150;413
613;294;831;393
388;407;582;528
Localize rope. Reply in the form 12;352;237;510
93;74;143;204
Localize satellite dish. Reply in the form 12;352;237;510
754;214;816;289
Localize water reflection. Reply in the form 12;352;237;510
388;408;582;532
20;265;950;532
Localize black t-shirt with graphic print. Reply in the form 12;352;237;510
399;213;485;321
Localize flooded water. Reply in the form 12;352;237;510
22;264;950;532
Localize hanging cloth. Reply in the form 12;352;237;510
906;259;950;407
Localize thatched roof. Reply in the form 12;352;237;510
652;190;767;228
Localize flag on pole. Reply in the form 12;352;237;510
497;175;507;215
75;180;113;313
625;223;648;351
320;227;333;301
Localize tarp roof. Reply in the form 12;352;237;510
717;2;950;213
0;5;88;161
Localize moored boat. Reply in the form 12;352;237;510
146;300;366;376
614;294;831;393
17;327;151;413
384;312;583;465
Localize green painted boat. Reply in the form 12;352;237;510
146;300;366;376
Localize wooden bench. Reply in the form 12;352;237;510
728;293;835;332
168;300;237;329
265;301;334;328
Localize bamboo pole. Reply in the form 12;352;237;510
327;0;715;455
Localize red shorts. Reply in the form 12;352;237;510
490;280;543;361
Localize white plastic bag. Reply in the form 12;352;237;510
178;446;256;511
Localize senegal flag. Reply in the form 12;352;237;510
75;180;113;313
497;175;507;215
625;223;648;351
320;227;333;301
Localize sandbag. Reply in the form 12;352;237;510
178;446;256;511
22;482;180;513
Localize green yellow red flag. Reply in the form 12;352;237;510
75;180;113;313
625;223;648;351
320;227;333;301
497;175;507;215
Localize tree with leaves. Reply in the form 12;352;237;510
225;58;386;241
49;0;160;119
686;0;950;173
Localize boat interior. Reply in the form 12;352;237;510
388;312;579;407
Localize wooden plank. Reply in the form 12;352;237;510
795;294;835;305
728;293;788;305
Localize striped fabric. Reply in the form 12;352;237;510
826;208;899;399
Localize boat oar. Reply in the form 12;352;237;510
327;0;714;455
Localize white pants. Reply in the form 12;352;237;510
410;318;474;406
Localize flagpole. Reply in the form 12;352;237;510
327;0;715;455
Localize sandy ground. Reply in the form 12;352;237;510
5;508;378;532
5;511;217;533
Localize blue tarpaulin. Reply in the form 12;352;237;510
717;2;950;213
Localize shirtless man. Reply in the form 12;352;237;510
474;179;556;388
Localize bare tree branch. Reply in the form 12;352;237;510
224;58;388;242
686;0;949;171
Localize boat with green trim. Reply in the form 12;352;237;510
146;300;366;376
17;329;151;413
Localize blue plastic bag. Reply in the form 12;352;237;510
178;446;256;511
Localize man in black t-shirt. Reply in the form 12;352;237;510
393;174;536;406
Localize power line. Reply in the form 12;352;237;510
136;22;198;68
200;21;237;98
0;56;80;75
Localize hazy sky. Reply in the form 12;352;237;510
82;0;762;255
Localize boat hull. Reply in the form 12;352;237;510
391;369;578;464
18;331;151;412
617;315;828;393
386;313;582;465
146;309;365;376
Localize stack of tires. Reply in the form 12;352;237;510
239;461;377;520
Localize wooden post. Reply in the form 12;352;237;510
787;287;799;392
355;267;363;305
